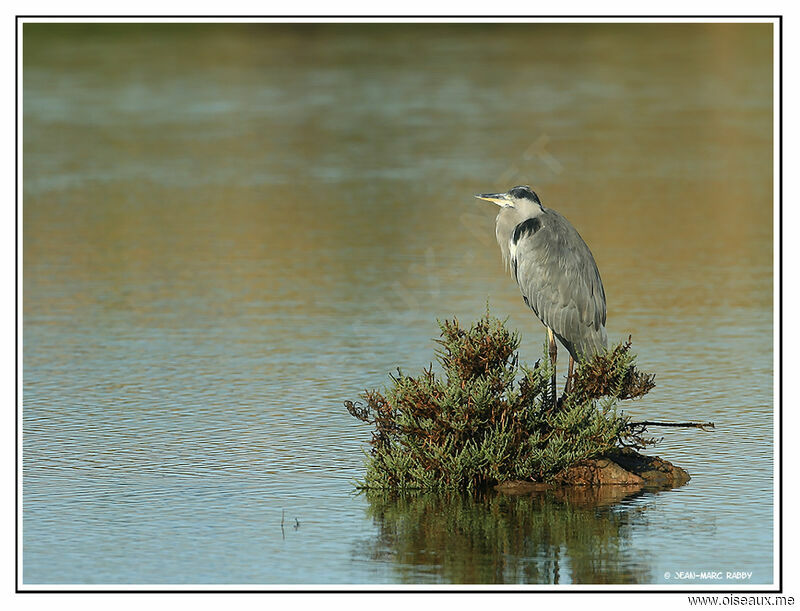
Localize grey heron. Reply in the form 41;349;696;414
476;185;607;398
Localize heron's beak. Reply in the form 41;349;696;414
474;192;509;206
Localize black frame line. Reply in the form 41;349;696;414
14;13;784;595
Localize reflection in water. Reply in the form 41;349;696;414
361;487;656;584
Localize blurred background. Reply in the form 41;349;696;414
22;22;774;585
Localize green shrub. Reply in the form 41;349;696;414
346;311;656;491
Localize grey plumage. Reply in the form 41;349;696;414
477;185;607;362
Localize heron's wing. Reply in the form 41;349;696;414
511;210;607;358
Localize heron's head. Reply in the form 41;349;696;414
474;185;543;212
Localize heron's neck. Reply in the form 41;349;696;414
496;204;543;269
516;199;545;218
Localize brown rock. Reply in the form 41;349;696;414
608;447;691;487
556;458;644;486
494;449;690;497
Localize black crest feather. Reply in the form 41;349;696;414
509;185;541;204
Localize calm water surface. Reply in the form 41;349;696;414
22;23;774;585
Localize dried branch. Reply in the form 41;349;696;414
628;420;715;431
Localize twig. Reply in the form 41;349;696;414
629;420;715;431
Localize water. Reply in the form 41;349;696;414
22;22;774;585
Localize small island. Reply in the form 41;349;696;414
346;311;695;493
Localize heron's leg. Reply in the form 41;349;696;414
547;328;557;403
565;356;575;395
